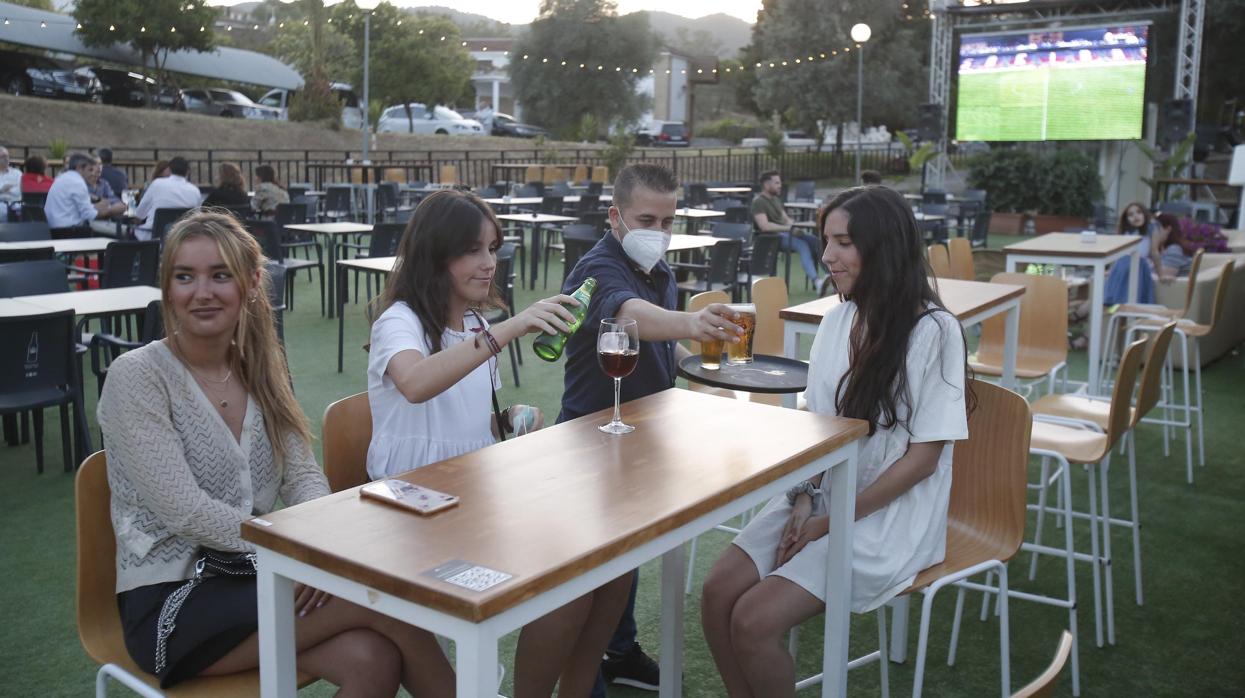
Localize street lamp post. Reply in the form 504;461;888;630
850;23;871;183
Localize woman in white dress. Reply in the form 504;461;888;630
700;186;972;697
366;189;633;697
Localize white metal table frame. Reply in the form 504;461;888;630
1005;239;1141;394
285;222;374;321
254;441;861;698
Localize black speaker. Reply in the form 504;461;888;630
918;103;943;141
1160;98;1194;146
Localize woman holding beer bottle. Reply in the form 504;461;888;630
366;189;634;696
700;186;972;697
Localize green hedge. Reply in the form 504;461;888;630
966;147;1103;217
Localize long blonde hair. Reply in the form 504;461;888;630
159;210;312;466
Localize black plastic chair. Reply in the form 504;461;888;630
20;204;46;222
275;202;321;273
676;238;743;308
322;184;355;222
218;204;254;221
22;192;47;208
482;242;522;387
562;232;603;287
477;186;501;199
88;300;164;398
709;221;753;243
547;224;605;287
793;180;816;202
152;207;192;243
246;220;324;316
515;183;542;198
0;259;69;296
377;182;401;220
0;309;83;473
265;262;287;345
585;181;603;196
69;240;160;290
922;189;948;205
354;222;404;302
0;247;55;264
920;202;950;243
971;210;992;248
0;221;52;242
737;233;782;300
685;183;709;208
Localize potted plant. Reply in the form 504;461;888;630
967;147;1103;234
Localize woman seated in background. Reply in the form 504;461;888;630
701;186;970;696
202;163;249;208
98;210;453;696
1153;212;1196;282
1103;201;1159;305
251;164;289;218
367;190;633;697
20;154;53;194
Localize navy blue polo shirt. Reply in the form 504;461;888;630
557;232;678;423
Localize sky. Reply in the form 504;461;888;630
210;1;763;25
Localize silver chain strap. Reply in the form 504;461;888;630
154;558;205;674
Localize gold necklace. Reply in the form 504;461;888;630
174;335;234;409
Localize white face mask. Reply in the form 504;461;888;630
617;212;670;273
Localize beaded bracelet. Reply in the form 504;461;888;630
473;328;502;356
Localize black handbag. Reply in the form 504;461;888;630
154;548;257;672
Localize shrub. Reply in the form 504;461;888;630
48;138;69;160
697;117;756;144
967;147;1102;217
601;131;635;177
1179;218;1229;253
289;68;342;128
578;113;600;143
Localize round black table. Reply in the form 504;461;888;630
678;354;808;394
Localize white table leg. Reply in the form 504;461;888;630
455;628;499;697
256;555;298;698
660;546;686;698
1001;302;1020;390
821;447;858;697
888;595;910;663
782;321;806;409
1126;247;1140;304
1087;264;1105;394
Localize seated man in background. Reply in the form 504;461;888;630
86;156;123;218
133;156;201;241
45;151;124;238
751;170;822;289
98;147;129;196
860;169;883;185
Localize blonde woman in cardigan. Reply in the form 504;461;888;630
98;211;452;695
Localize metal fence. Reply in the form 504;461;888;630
8;143;971;190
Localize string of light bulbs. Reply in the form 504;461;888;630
1;1;933;73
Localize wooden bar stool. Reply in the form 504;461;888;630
76;452;316;697
798;380;1030;698
927;243;952;278
970;273;1070;398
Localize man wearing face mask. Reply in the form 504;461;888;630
557;162;743;693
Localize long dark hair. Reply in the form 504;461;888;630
1117;201;1150;235
819;185;972;435
379;190;504;354
255;164;284;190
1154;212;1193;255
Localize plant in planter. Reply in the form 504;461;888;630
966;147;1103;233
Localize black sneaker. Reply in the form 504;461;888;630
601;642;660;691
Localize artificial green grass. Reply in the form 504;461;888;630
2;243;1243;696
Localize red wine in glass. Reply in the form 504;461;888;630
598;349;639;378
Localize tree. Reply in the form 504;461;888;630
368;15;475;132
74;0;217;105
8;0;54;11
509;0;659;137
271;17;358;81
747;0;929;141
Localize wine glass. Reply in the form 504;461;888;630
597;317;639;434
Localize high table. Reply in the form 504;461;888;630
284;222;374;319
243;388;867;698
335;256;396;372
675;207;725;234
667;233;727;254
1004;233;1142;393
496;213;580;289
781;278;1025;402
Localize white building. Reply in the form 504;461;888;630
466;38;521;119
637;49;716;128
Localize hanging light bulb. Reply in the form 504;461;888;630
395;20;401;25
109;24;115;31
76;22;82;28
170;26;176;32
39;20;46;28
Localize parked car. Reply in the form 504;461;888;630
0;49;98;101
488;113;548;139
376;103;485;136
257;83;364;129
634;121;690;147
181;88;280;119
76;66;182;109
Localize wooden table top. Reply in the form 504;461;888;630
676;208;727;218
1004;232;1143;259
19;286;161;317
285;222;374;235
241;388;867;622
0;238;112;253
668;234;728;253
496;213;580;224
338;256;397;273
780;278;1024;325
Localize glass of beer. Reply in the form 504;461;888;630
597;318;639;434
700;334;724;370
725;303;757;365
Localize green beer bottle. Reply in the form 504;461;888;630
533;277;597;361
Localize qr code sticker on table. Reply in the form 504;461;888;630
445;565;512;592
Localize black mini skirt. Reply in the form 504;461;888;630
117;576;259;688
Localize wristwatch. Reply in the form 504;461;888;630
786;481;820;505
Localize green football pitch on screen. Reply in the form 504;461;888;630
956;63;1145;141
